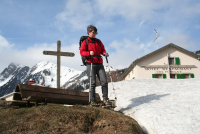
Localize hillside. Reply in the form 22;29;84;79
0;104;145;134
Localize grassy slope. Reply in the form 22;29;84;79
0;103;145;134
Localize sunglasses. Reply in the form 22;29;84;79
91;31;98;35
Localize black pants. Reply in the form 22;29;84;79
87;63;108;101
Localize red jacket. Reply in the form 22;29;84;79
80;37;106;64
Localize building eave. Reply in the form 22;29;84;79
0;92;15;100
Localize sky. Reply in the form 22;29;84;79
0;0;200;72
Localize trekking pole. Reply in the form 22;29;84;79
105;56;117;100
89;55;93;104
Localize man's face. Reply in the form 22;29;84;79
88;30;97;38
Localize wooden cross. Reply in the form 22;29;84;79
43;40;75;89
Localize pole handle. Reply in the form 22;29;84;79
91;55;93;63
106;56;108;63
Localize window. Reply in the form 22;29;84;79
170;74;176;79
177;74;191;79
152;74;166;79
168;57;180;65
156;74;162;78
169;58;174;65
184;74;189;79
155;74;162;79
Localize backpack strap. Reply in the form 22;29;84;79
86;39;88;51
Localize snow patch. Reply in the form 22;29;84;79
0;75;14;86
31;61;82;87
104;65;115;72
86;78;200;134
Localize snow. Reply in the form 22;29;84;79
86;78;200;134
31;61;82;87
80;76;88;81
0;75;14;86
0;63;24;86
104;65;115;72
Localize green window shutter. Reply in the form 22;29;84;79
191;74;194;78
181;74;184;79
175;57;180;65
177;74;181;79
152;74;156;78
163;74;166;79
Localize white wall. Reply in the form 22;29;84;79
125;47;200;80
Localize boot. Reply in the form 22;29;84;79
89;100;99;107
103;98;112;106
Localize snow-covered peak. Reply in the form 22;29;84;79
8;62;18;68
30;61;52;74
6;62;19;71
8;62;24;69
0;62;24;79
31;61;81;74
30;61;82;87
0;62;28;88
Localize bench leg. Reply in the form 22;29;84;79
35;101;38;106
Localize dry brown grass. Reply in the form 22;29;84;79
0;103;145;134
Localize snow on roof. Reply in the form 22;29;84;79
0;92;15;100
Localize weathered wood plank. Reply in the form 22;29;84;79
57;41;61;89
16;84;95;97
14;84;101;105
43;40;75;89
7;101;35;107
43;51;75;57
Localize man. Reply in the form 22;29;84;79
80;25;111;106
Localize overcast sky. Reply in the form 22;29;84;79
0;0;200;72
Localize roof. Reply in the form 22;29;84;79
0;92;15;100
119;43;200;80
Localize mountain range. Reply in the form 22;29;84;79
0;61;126;97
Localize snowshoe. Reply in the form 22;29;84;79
101;99;117;110
102;98;112;108
89;101;100;107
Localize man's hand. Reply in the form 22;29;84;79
90;51;94;55
104;52;109;57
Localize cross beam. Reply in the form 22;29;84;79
43;40;75;89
